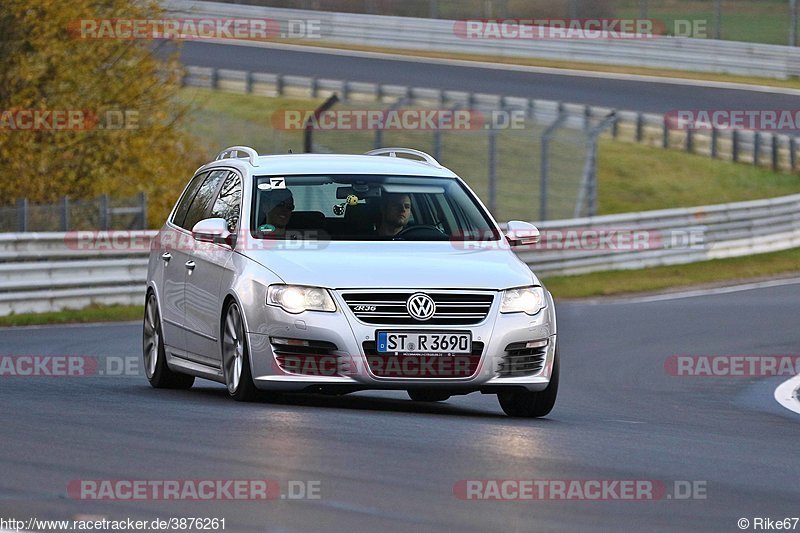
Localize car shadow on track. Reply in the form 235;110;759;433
148;384;560;421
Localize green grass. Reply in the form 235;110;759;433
0;305;144;328
542;247;800;299
616;0;792;45
597;139;800;214
178;87;800;220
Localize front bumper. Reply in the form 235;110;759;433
246;290;556;393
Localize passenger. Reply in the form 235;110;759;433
258;189;294;235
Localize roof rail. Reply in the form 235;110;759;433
215;146;260;167
365;148;442;168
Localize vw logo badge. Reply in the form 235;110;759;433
407;293;436;321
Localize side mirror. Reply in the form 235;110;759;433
505;220;540;247
192;218;233;247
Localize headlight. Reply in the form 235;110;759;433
500;286;546;315
267;285;336;314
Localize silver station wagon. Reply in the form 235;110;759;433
144;146;558;417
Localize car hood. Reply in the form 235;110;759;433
245;242;538;290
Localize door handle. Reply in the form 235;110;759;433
185;260;196;271
161;252;172;263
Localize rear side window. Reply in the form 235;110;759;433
180;170;229;231
211;172;243;233
171;171;208;228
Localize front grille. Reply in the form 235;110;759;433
342;292;494;325
362;341;484;378
497;340;547;377
271;339;341;377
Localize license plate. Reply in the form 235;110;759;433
376;331;472;354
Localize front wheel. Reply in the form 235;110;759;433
222;302;259;402
497;348;559;418
143;293;194;390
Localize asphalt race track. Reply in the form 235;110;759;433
177;41;800;115
1;283;798;532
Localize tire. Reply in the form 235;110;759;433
407;390;451;402
497;348;559;418
222;301;260;402
143;292;195;390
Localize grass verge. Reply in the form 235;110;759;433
542;247;800;299
0;305;144;328
179;87;800;219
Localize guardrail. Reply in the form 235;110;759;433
184;65;800;173
2;193;799;315
165;0;800;79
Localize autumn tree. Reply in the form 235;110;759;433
0;0;205;224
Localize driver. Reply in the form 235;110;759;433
376;192;411;237
258;188;294;235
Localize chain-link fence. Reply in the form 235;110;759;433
0;193;148;232
262;99;606;222
219;0;798;45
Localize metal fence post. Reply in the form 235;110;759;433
17;198;28;232
139;192;148;229
711;127;719;158
99;194;109;230
791;0;798;46
713;0;722;39
754;132;761;166
636;113;644;143
791;137;798;171
575;112;616;219
432;129;442;162
429;0;439;18
639;0;648;19
60;196;69;231
487;126;497;215
245;71;253;94
662;117;669;148
539;107;568;222
210;68;219;90
732;130;740;162
772;135;780;172
686;128;694;153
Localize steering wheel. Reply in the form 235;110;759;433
393;225;449;240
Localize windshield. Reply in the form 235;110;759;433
250;174;500;241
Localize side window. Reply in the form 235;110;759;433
180;170;228;231
172;172;208;228
211;172;243;233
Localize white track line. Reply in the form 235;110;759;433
589;277;800;305
193;38;800;96
774;374;800;415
